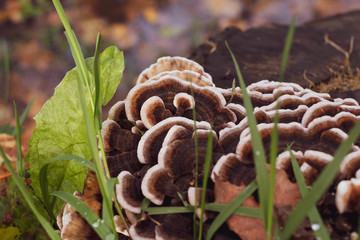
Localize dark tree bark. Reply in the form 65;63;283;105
190;10;360;102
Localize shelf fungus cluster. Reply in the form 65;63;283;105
58;56;360;239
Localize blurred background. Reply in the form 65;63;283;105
1;0;360;145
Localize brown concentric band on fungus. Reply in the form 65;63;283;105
137;56;212;85
137;117;211;164
125;76;236;127
94;55;360;240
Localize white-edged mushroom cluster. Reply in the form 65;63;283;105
59;56;360;239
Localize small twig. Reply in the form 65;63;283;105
324;34;354;72
303;70;315;89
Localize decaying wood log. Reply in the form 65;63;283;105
190;10;360;102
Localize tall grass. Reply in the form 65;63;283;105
226;41;270;229
198;128;214;240
50;0;122;238
190;80;199;240
279;16;296;82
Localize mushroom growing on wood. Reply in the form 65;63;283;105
96;56;360;239
137;56;212;85
126;75;237;129
57;171;102;240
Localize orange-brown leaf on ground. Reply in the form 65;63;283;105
0;133;28;181
213;174;266;240
273;168;302;226
0;134;27;162
274;168;301;207
212;168;301;239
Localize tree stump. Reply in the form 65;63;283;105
190;10;360;102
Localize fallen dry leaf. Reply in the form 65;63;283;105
213;168;301;239
0;134;29;181
0;134;19;162
213;174;266;240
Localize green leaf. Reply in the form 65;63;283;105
206;180;258;240
280;121;360;239
25;46;124;214
39;154;95;224
97;46;124;106
52;191;115;240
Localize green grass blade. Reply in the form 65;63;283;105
141;198;151;212
52;191;115;240
146;206;194;215
206;180;258;240
51;0;116;236
94;33;102;129
289;149;330;240
280;121;360;239
279;16;296;82
204;204;262;218
51;0;90;90
64;31;94;111
226;78;236;105
177;192;190;207
10;96;35;136
190;81;199;240
103;177;117;229
39;154;95;224
2;40;10;101
198;128;214;240
226;41;269;226
39;164;57;225
145;203;262;218
76;70;117;237
266;108;279;239
20;96;36;126
0;147;61;240
93;33;111;179
48;154;96;170
13;102;25;178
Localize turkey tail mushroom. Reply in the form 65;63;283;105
95;57;360;240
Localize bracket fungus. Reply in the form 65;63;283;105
59;56;360;239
